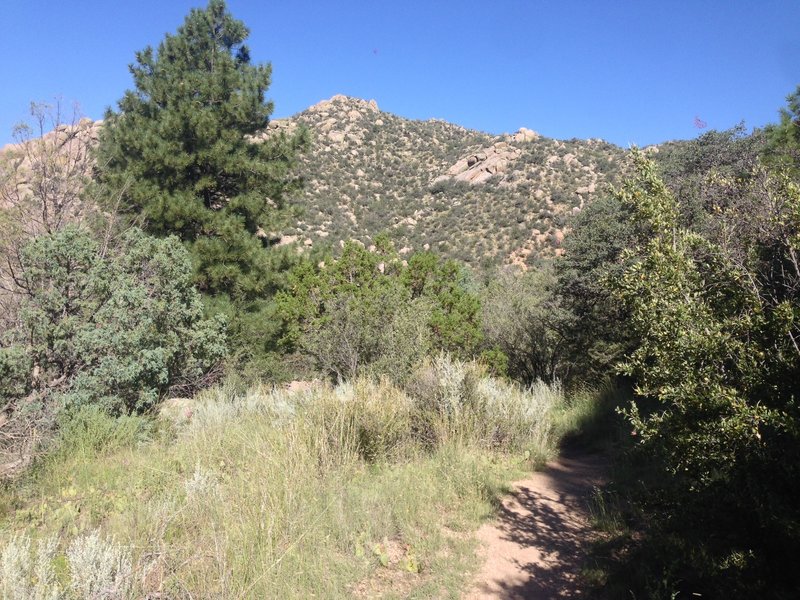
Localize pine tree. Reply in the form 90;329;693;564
95;0;307;300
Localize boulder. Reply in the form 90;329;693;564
443;143;521;184
512;127;539;142
159;397;197;424
328;131;345;143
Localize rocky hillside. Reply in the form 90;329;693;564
270;95;628;269
2;96;631;271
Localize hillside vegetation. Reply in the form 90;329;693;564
274;94;626;269
1;97;628;273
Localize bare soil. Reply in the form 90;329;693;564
465;450;608;599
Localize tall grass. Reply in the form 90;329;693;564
0;357;596;599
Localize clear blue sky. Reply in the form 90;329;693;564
1;0;798;147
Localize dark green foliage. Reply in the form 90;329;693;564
0;343;31;389
764;84;800;171
556;128;767;384
556;195;639;381
2;226;227;415
95;0;307;300
655;124;766;230
607;150;800;598
403;251;483;355
276;238;481;381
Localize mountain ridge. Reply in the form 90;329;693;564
272;94;628;269
2;94;633;270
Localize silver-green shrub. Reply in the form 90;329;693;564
2;226;227;416
0;534;60;600
67;531;132;600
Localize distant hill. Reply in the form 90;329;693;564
268;95;629;269
2;95;635;270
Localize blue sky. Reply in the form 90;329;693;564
1;0;798;147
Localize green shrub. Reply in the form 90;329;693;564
2;227;227;418
607;150;800;597
277;238;481;381
0;347;32;400
481;267;573;384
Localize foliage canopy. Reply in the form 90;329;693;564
276;238;482;382
608;149;800;595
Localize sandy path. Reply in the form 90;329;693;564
465;450;607;599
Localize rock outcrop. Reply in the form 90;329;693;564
439;141;523;185
512;127;539;143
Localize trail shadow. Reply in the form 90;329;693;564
470;451;607;599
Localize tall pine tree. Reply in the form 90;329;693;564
95;0;307;300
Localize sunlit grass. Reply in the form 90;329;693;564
1;358;602;598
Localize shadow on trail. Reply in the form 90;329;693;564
470;451;607;599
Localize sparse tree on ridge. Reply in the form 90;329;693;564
0;102;99;331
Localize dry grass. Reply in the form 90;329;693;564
0;357;600;599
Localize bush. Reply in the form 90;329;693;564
608;150;800;597
0;226;227;462
54;406;152;459
276;238;481;381
0;534;60;600
481;267;572;384
67;531;132;599
404;355;564;460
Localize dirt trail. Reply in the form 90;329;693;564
465;450;607;599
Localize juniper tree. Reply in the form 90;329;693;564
95;0;307;300
0;226;227;430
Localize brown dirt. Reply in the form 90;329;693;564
465;450;608;599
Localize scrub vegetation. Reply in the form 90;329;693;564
1;1;799;598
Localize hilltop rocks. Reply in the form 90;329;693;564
512;127;539;143
327;131;346;143
308;94;379;116
247;96;619;268
275;234;299;246
303;95;381;149
266;118;295;132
